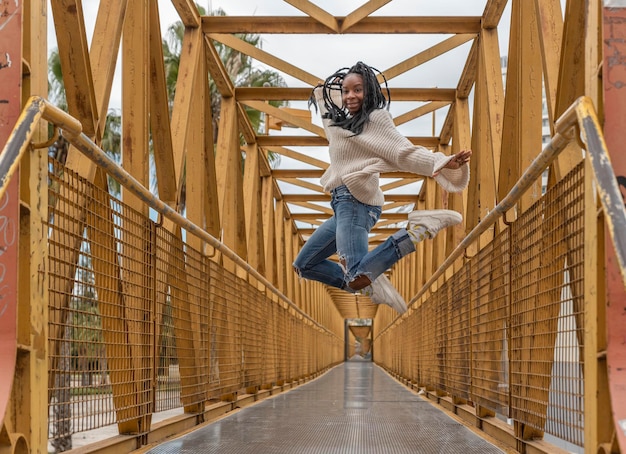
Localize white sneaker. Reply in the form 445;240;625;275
407;209;462;238
369;274;407;315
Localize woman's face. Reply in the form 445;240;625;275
341;73;364;114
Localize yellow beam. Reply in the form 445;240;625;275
201;16;482;34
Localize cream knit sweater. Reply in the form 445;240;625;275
315;87;470;206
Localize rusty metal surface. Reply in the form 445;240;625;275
0;0;22;428
147;362;504;454
602;6;626;450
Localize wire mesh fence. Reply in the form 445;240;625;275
46;158;343;445
375;161;586;447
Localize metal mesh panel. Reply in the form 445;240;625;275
206;262;242;398
154;226;209;411
48;159;153;442
419;296;437;388
433;288;447;391
275;302;289;384
510;162;585;445
240;281;262;388
262;294;279;386
444;262;472;400
46;160;343;445
471;229;510;412
397;317;410;377
375;162;586;449
289;317;302;380
406;308;420;385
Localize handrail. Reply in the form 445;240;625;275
374;97;626;452
3;97;624;334
0;96;337;337
387;96;626;328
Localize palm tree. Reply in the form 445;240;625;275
48;50;70;165
162;5;287;209
48;51;122;169
101;111;122;196
162;6;288;152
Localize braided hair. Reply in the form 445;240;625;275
310;61;390;136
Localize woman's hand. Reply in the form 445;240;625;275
432;150;472;177
443;150;472;170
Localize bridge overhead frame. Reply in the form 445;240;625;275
1;1;625;454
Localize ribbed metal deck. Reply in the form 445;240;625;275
147;361;505;454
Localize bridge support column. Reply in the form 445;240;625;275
602;3;626;452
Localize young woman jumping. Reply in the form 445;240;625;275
293;62;471;314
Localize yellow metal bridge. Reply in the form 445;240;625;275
1;1;625;453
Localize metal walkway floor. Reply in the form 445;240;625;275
147;361;505;454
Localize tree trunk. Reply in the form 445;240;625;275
50;316;72;452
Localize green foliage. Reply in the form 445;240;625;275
48;50;67;111
161;5;287;208
163;6;288;153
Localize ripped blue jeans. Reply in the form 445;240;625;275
293;184;416;291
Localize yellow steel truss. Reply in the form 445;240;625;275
1;1;625;453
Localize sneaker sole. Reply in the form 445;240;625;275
408;209;462;226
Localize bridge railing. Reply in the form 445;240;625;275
374;97;626;453
0;97;344;452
